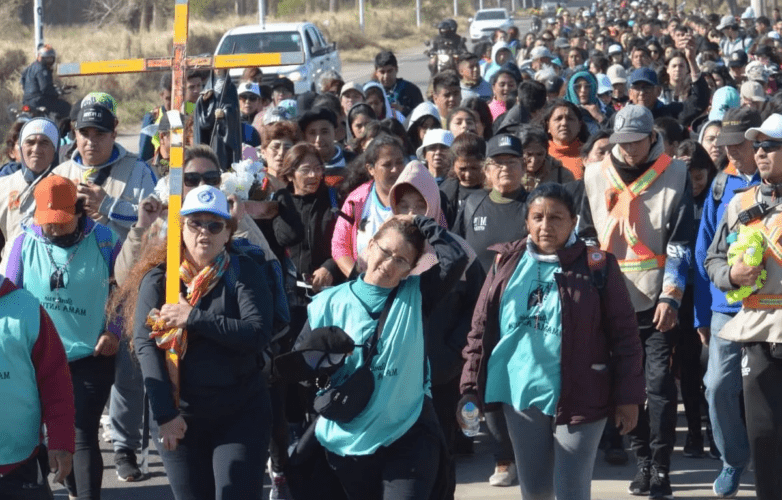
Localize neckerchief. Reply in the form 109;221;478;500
146;250;230;406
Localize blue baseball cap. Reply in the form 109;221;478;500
628;67;658;87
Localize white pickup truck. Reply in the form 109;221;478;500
215;22;342;94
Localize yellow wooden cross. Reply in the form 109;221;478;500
56;0;302;402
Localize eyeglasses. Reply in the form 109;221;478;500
753;140;782;153
374;241;412;269
486;159;521;169
239;94;260;102
185;218;227;235
183;171;221;187
297;165;324;176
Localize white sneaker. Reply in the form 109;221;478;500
489;461;517;487
100;415;112;443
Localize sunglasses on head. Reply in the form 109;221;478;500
185;218;227;235
184;171;221;187
753;140;782;152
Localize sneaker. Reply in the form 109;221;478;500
114;449;144;482
605;445;629;465
488;461;517;487
100;415;112;443
683;433;705;458
713;466;743;498
269;473;292;500
649;467;673;499
628;465;651;495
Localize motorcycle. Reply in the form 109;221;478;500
425;47;460;76
531;16;542;33
12;83;77;124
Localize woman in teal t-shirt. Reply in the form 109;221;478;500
459;183;645;500
303;214;468;500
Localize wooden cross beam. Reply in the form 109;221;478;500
55;0;300;421
56;0;302;305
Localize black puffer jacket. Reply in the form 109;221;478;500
289;183;342;283
134;253;274;424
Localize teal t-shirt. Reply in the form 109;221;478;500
0;287;43;465
485;251;563;416
19;227;117;362
312;275;428;456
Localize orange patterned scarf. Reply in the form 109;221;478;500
146;250;230;405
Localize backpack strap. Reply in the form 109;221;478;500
586;246;608;291
711;170;729;203
91;223;115;275
328;186;339;211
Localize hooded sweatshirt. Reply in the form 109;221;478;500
388;162;485;385
53;143;156;241
565;71;604;136
482;42;512;84
363;81;406;123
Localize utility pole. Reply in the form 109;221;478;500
34;0;44;52
454;0;458;16
359;0;365;32
258;0;265;28
416;0;421;27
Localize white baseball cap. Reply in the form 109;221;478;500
416;129;454;160
745;113;782;141
608;44;623;56
597;74;613;95
741;81;767;103
181;185;231;219
237;81;261;97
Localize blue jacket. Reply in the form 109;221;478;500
693;168;761;328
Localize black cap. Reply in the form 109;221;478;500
76;104;115;132
728;50;748;68
716;108;762;146
274;326;355;383
486;134;523;157
375;50;397;68
297;107;338;131
491;62;523;85
271;76;295;94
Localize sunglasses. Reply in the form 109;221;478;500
239;94;260;102
753;140;782;152
185;218;227;235
184;171;221;187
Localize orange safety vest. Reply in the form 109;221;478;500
600;154;672;273
738;188;782;309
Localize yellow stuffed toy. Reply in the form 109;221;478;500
726;225;768;304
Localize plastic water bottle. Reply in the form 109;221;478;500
461;402;481;437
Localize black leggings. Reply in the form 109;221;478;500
157;393;272;500
743;342;782;500
325;399;442;500
65;355;116;500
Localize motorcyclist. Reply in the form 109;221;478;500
428;19;468;76
20;44;71;121
430;19;468;54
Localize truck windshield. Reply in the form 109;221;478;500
217;31;303;55
475;11;507;20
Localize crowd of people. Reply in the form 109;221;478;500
3;0;782;499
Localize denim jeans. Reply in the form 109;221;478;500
109;339;145;454
704;312;750;469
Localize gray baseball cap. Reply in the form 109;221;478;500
610;105;654;144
